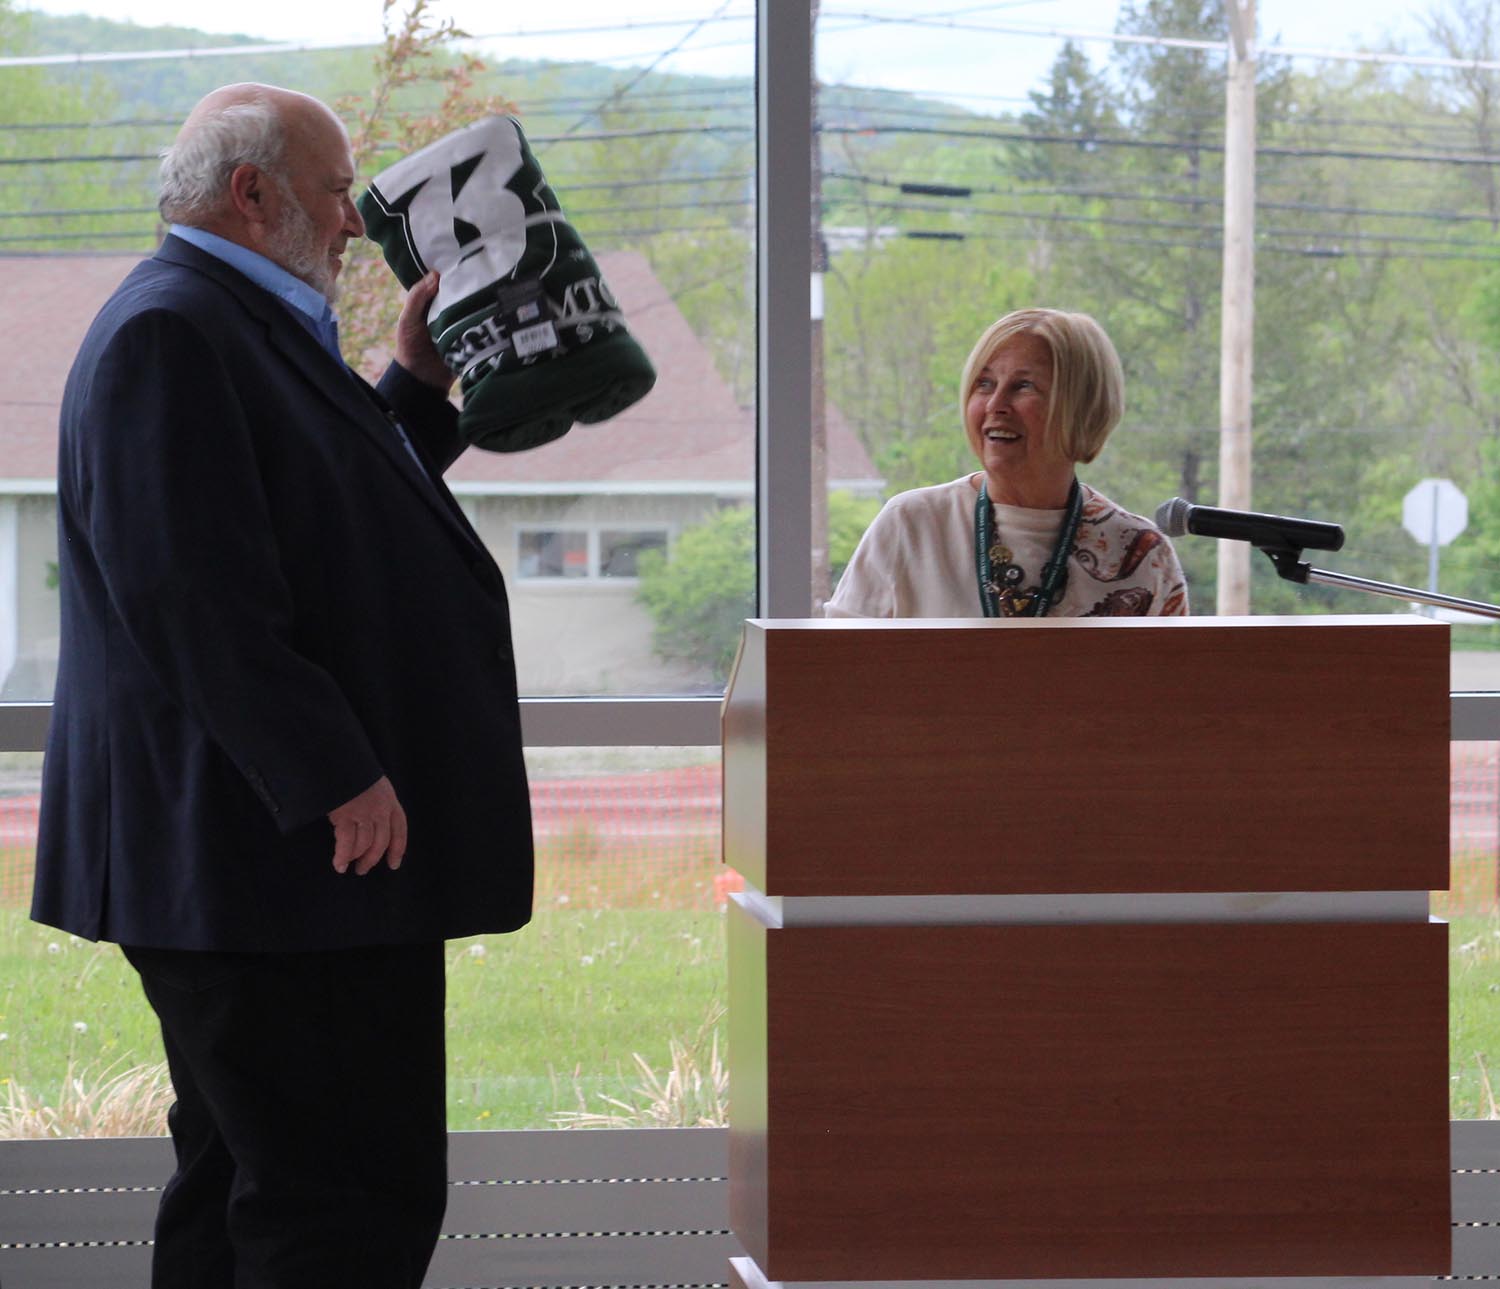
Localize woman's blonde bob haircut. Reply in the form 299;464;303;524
959;308;1124;465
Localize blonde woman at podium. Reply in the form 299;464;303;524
825;307;1189;619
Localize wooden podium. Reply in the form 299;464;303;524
722;616;1451;1285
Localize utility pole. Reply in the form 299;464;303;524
1217;0;1256;615
809;0;830;611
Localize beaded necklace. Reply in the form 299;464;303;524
973;477;1083;618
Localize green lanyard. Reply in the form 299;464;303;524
974;478;1084;618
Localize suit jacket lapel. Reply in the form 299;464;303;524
154;237;483;554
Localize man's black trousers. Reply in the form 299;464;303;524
122;941;448;1289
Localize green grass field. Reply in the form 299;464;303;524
9;906;1500;1133
0;905;728;1132
1447;912;1500;1120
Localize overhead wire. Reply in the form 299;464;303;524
834;193;1500;254
557;0;737;137
12;116;1500;168
823;168;1500;228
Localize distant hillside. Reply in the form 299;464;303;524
13;7;978;142
17;9;264;53
15;9;377;117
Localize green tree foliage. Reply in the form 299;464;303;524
636;507;755;685
827;490;882;585
824;238;1033;493
1017;40;1119;185
636;493;880;681
0;2;145;254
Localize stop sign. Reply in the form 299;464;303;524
1402;478;1467;547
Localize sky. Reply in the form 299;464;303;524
12;0;1445;109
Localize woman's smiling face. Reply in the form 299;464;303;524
965;331;1073;506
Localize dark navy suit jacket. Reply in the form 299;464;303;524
32;235;534;951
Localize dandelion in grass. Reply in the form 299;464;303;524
47;942;60;955
72;1021;87;1034
467;944;488;960
580;955;594;967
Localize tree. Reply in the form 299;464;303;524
636;506;754;685
823;237;1033;492
0;1;138;254
635;492;881;682
1017;41;1120;186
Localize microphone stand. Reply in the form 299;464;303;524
1260;546;1500;621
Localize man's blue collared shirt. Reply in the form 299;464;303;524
168;224;437;479
170;224;343;364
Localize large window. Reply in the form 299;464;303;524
0;0;758;701
7;0;1500;1142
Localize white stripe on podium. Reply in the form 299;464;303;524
730;888;1432;928
731;1254;1436;1289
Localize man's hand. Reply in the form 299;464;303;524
328;775;408;875
394;270;455;393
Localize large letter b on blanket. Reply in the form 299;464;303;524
359;116;657;452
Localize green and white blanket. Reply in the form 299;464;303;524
359;116;656;452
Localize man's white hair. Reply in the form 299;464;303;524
158;98;286;225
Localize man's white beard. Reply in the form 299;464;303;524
267;178;338;303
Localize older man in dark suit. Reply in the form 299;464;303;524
32;82;533;1289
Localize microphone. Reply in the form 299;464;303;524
1155;497;1345;552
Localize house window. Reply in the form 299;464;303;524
517;528;669;581
599;530;668;578
518;530;589;579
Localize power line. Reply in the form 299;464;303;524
889;224;1500;261
824;168;1500;228
12;116;1499;171
5;207;1498;265
820;122;1500;167
840;193;1500;254
9;187;1488;258
0;205;156;219
1;11;1492;75
0;221;752;248
4;224;1494;264
0;37;377;69
560;0;737;137
0;229;157;244
2;95;1489;148
819;10;1500;74
469;14;752;42
0;117;178;130
0;152;158;166
3;122;755;168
